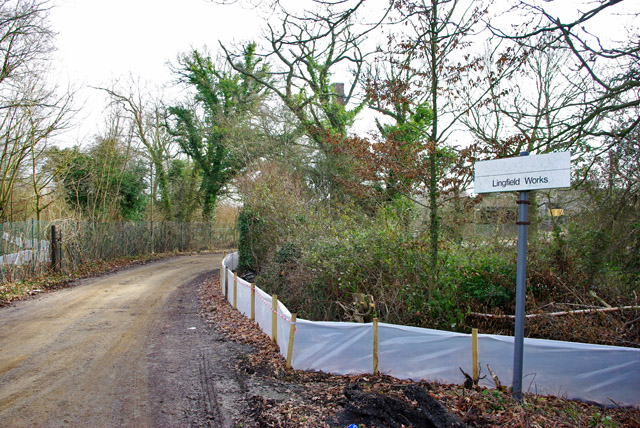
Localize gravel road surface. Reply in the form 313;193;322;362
0;253;250;427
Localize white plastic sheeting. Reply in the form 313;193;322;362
0;249;48;265
222;253;293;350
221;253;640;407
301;321;640;407
0;233;50;265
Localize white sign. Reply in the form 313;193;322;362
474;151;571;194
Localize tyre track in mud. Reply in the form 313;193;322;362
0;253;252;427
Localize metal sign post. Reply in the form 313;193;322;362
474;151;570;401
512;171;530;400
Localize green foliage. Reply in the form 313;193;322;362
589;412;616;428
380;103;433;144
237;206;262;273
117;162;148;221
247;190;455;326
236;161;308;273
168;44;267;220
56;139;148;221
443;250;515;308
167;159;200;221
274;242;301;264
168;104;230;219
62;150;92;208
224;8;371;201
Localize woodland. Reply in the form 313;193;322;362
1;0;639;345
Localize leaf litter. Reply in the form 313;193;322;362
199;274;640;428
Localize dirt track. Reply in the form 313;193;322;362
0;253;252;427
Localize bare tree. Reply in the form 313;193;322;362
99;81;176;220
0;0;74;220
463;45;594;234
0;0;52;88
365;0;490;296
462;1;638;235
490;0;640;146
0;77;73;221
27;84;74;221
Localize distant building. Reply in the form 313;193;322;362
332;83;346;106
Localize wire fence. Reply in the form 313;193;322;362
0;220;237;282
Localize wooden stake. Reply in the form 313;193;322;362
221;259;225;295
373;318;379;374
225;272;229;299
272;294;278;345
286;313;297;369
250;283;256;320
472;328;479;384
233;272;237;308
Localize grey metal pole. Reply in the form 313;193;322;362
512;153;530;401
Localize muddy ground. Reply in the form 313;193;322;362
0;254;251;427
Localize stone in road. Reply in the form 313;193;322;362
0;253;250;427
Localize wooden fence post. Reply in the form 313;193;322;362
272;294;278;345
221;258;225;295
50;225;60;273
250;283;256;320
286;313;297;369
58;230;62;271
233;272;238;308
373;318;379;374
472;328;479;385
50;225;57;272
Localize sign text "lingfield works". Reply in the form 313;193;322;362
492;175;550;189
474;152;571;194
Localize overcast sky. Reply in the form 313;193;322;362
49;0;265;143
46;0;637;145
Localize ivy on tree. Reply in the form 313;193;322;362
168;44;267;220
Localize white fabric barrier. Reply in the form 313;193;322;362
377;324;640;407
221;252;640;407
221;253;293;357
292;320;373;375
255;287;274;338
0;237;50;266
276;298;293;349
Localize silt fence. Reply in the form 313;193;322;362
221;252;640;408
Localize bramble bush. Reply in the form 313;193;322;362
240;186;521;330
236;165;638;343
